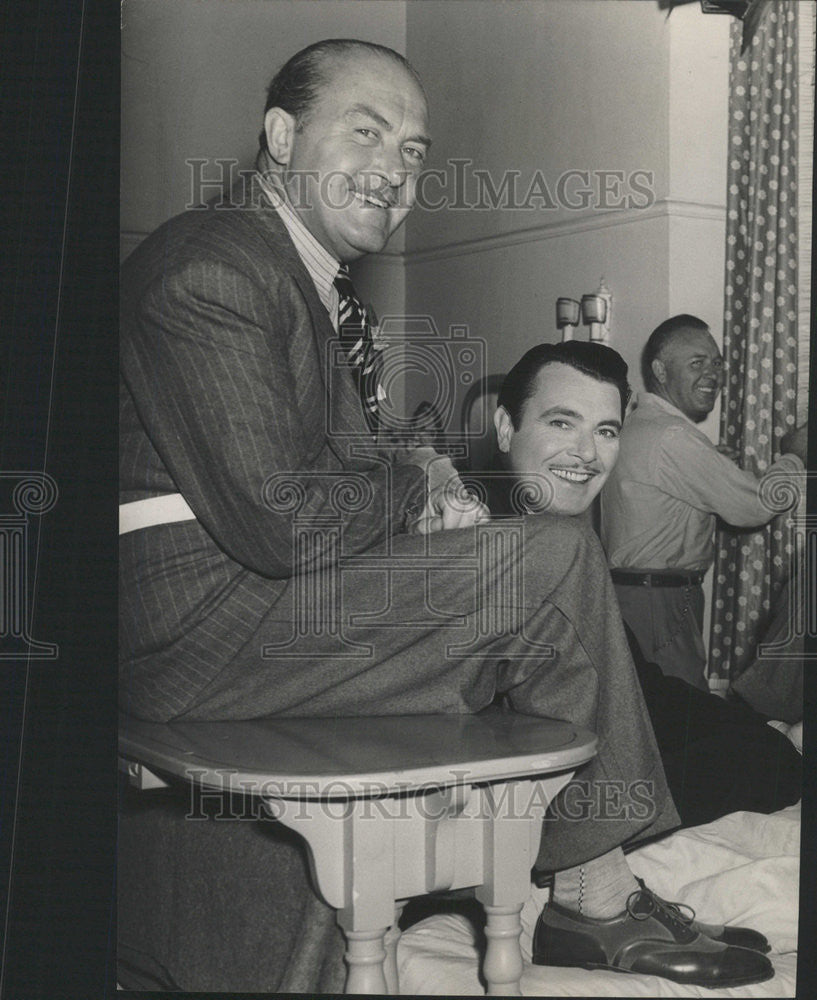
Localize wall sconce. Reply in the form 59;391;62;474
556;297;580;341
581;294;607;341
581;279;613;342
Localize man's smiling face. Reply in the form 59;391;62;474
652;327;725;423
268;50;430;262
494;362;622;516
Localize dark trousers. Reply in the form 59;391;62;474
117;780;345;993
614;581;708;690
627;625;801;828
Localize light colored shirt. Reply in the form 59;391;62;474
257;172;341;328
256;173;388;416
601;393;803;572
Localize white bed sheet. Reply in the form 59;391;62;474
398;805;800;997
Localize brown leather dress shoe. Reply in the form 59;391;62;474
633;877;771;954
532;884;774;988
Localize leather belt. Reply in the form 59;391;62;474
610;569;704;588
119;493;196;535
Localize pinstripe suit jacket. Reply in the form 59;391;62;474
120;175;425;719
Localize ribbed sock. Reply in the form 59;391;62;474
551;847;640;919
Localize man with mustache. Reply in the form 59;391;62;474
120;42;772;988
471;338;799;971
600;315;807;691
470;339;800;831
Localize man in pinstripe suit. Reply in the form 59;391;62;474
119;39;771;988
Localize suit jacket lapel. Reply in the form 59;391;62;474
246;177;373;455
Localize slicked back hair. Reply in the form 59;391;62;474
257;39;424;156
498;341;632;429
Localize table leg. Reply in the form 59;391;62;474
344;927;390;994
475;775;574;996
266;797;397;993
482;902;524;996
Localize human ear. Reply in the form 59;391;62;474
651;358;667;385
264;107;297;165
494;406;514;454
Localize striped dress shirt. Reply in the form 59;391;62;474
257;173;341;328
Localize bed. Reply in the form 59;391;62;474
397;804;800;997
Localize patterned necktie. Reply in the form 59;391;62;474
334;265;381;432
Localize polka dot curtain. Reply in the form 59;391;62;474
708;2;800;686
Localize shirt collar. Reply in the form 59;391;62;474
642;392;699;427
256;171;339;314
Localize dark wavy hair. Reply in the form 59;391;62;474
498;340;632;428
641;314;710;391
257;39;423;157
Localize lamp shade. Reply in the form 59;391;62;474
581;294;607;325
556;297;580;327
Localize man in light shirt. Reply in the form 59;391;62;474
601;314;807;690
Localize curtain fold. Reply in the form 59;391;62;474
708;1;800;685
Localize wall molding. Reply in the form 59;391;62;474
120;198;726;269
403;198;726;266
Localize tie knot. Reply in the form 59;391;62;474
334;265;357;297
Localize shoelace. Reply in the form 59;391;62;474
625;885;694;931
656;898;697;923
634;877;697;924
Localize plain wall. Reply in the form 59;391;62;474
402;0;730;447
